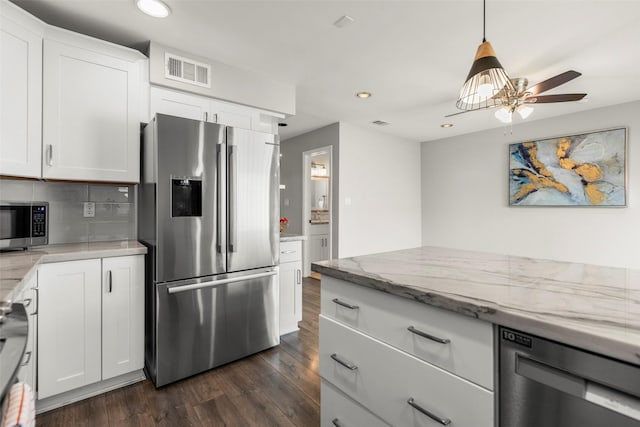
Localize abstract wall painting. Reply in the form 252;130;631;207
509;128;626;206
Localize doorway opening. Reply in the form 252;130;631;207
302;146;332;278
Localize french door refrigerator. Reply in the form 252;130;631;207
139;113;280;387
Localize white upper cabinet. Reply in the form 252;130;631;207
149;86;283;134
0;7;44;178
42;29;145;183
150;85;210;122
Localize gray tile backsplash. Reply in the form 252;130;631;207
0;179;137;244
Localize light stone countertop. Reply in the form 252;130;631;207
312;246;640;366
0;241;147;303
280;233;307;242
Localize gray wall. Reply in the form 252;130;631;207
280;123;339;258
421;100;640;269
0;179;136;244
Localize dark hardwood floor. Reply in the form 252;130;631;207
36;278;321;427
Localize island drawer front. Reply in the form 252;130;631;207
321;276;494;390
319;315;494;427
280;240;302;263
321;379;390;427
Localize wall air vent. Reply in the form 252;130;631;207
165;52;211;88
372;120;390;126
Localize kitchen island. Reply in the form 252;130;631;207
313;245;640;365
312;246;640;427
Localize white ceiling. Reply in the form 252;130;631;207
10;0;640;142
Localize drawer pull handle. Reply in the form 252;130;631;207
332;419;343;427
407;326;450;344
281;250;296;254
332;298;359;310
330;353;358;371
407;397;451;425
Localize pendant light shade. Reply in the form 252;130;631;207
456;41;514;110
456;0;515;111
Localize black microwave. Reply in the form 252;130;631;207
0;202;48;251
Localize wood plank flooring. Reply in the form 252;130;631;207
36;278;321;427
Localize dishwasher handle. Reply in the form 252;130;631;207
517;355;640;422
167;270;277;294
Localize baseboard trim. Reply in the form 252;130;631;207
36;370;146;414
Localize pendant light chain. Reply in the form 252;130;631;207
482;0;486;42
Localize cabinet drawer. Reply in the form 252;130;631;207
321;276;493;389
319;315;494;427
321;379;389;427
280;240;302;263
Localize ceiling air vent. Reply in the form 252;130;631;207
372;120;390;126
165;52;211;88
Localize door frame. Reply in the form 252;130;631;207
302;145;333;277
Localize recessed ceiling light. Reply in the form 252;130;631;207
136;0;171;18
441;123;454;128
356;92;372;99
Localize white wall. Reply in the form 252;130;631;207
339;123;422;258
421;101;640;269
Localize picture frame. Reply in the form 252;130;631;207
509;127;627;207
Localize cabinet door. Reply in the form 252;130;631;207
309;234;329;263
0;15;42;178
42;39;141;182
102;255;144;379
16;273;37;391
38;259;102;399
279;260;302;335
150;86;211;122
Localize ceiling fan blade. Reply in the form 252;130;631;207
527;70;582;96
524;93;587;104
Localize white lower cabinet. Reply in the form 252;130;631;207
320;316;493;427
309;234;329;264
37;255;144;399
101;256;144;380
15;272;38;391
38;259;102;399
279;240;303;335
321;380;390;427
319;277;495;427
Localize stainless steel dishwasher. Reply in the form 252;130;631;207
499;327;640;427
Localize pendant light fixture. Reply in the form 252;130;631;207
456;0;514;111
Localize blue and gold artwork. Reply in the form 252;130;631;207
509;128;626;206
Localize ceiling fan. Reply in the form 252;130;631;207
447;70;587;122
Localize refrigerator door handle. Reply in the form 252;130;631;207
216;143;223;253
228;143;238;253
166;270;277;294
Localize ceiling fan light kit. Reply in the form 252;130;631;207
451;0;587;123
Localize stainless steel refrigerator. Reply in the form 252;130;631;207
139;113;280;387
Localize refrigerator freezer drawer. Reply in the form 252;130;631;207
150;268;279;387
